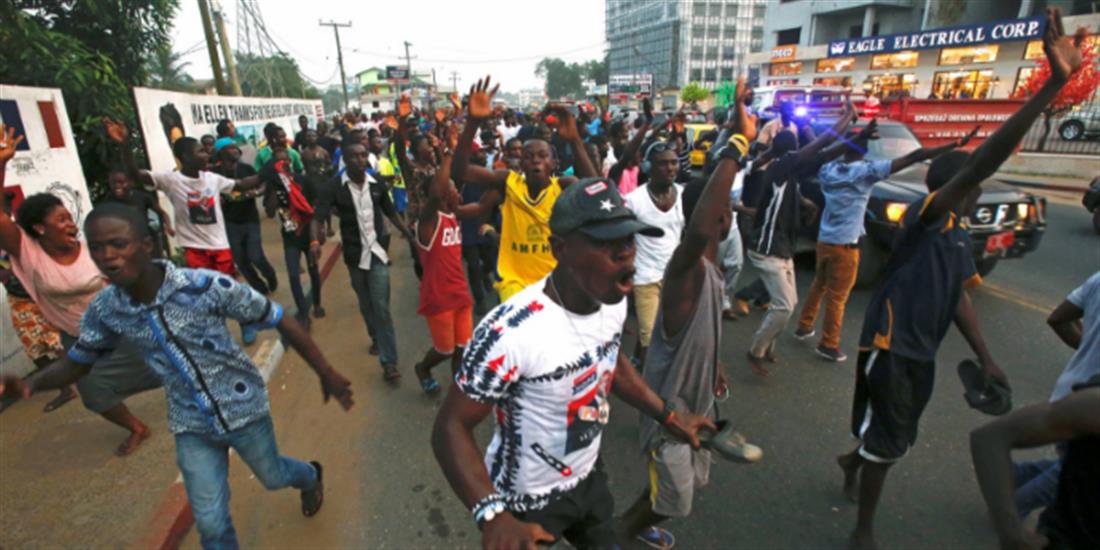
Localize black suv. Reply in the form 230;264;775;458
798;120;1047;288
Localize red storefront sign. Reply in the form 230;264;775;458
876;98;1027;149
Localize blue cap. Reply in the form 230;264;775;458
214;137;236;153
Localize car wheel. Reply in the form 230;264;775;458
855;238;889;289
1092;209;1100;235
1059;120;1085;141
976;258;998;278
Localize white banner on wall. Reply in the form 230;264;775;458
131;87;323;172
0;84;92;376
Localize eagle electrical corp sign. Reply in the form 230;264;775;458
828;16;1045;57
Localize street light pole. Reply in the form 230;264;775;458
320;20;352;112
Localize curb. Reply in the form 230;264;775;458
132;242;342;550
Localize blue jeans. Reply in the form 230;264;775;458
175;416;317;550
283;236;321;318
348;254;398;366
1014;457;1062;518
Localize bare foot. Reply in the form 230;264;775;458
849;530;877;550
746;352;770;377
765;351;779;364
837;454;860;503
116;425;151;457
43;387;78;413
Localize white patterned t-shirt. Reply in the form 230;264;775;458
455;277;627;512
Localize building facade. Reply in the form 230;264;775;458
605;0;767;95
746;0;1098;99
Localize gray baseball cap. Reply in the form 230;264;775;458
550;177;664;240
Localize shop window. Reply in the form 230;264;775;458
721;68;734;81
691;69;703;81
938;45;998;65
816;57;856;73
1024;40;1044;60
814;76;853;87
769;61;802;76
1014;67;1037;95
862;74;916;97
768;78;800;85
871;51;919;70
932;69;994;99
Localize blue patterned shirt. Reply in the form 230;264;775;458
68;261;283;435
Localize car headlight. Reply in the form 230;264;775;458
1016;203;1029;220
885;202;908;223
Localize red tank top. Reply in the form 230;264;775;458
417;211;473;316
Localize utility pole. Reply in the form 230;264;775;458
450;71;459;93
212;2;242;96
403;41;413;103
198;0;227;94
320;20;352;112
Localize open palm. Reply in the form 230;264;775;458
1043;8;1086;82
0;125;24;164
466;75;498;121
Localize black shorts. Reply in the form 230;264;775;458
514;466;615;550
850;349;935;463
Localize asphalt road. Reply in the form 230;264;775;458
177;200;1097;550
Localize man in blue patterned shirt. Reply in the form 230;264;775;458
0;203;354;550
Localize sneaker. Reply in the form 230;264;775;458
701;420;764;464
241;325;257;345
301;461;324;517
793;327;816;340
815;345;848;362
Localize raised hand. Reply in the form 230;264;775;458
1043;8;1086;83
956;125;980;148
102;117;129;144
0;124;25;165
730;76;758;143
544;103;581;142
434;107;447;125
398;94;413;119
466;75;499;121
642;97;654;123
449;91;462;112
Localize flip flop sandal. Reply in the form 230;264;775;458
415;363;440;394
701;420;763;464
636;526;675;549
302;461;324;517
957;359;1012;416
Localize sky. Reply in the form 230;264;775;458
172;0;608;94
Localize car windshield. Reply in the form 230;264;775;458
862;124;923;161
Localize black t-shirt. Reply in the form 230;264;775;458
217;163;260;224
293;129;310;152
101;190;163;233
1038;376;1100;548
858;193;979;362
746;152;816;258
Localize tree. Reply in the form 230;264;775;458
0;1;180;197
1012;37;1099;151
237;53;314;98
147;45;194;92
581;56;609;86
536;58;585;100
680;82;710;106
319;86;345;114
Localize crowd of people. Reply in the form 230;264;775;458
0;8;1095;550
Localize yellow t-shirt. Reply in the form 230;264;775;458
496;171;561;301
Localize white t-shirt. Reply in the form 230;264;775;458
1051;271;1100;402
625;184;685;286
497;124;519;144
151;171;236;250
729;161;752;232
455;277;627;512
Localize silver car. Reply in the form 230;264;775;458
1059;102;1100;140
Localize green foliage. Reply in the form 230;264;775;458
236;53;314;98
319;86;346;114
147;45;194;92
680;82;710;104
1;1;180;199
535;56;610;99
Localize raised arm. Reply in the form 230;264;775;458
545;104;596;179
609;99;653;181
451;77;508;190
892;126;978;173
103;118;155;189
665;77;756;278
923;8;1085;224
794;99;856;164
0;125;25;257
970;387;1100;550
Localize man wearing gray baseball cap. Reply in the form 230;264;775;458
433;176;715;550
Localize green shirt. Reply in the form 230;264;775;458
254;146;304;173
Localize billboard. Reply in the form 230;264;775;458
132;87;323;172
0;84;92;377
609;74;653;96
828;16;1044;57
386;65;410;81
